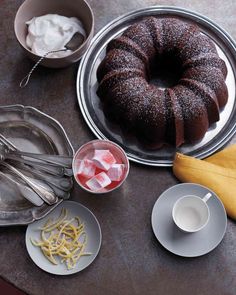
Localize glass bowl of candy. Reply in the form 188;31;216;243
72;140;130;194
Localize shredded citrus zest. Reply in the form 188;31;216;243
31;208;92;270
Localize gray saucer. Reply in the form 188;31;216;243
151;183;227;257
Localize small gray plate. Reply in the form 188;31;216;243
25;201;102;275
151;183;227;257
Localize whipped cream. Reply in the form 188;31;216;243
26;14;86;58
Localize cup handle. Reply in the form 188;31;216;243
202;192;212;203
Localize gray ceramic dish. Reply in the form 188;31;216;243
151;183;227;257
25;201;102;275
0;105;74;226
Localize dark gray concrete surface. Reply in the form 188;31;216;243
0;1;236;294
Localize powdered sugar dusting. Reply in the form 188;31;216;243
96;16;228;147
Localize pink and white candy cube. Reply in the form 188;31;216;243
86;172;111;191
107;164;124;181
77;159;96;178
92;149;116;171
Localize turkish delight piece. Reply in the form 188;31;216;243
92;149;116;171
77;159;96;178
86;172;112;191
107;164;124;181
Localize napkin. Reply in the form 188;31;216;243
173;145;236;220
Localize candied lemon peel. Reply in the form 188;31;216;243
31;208;92;270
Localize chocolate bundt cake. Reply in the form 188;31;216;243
96;17;228;147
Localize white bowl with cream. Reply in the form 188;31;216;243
26;14;86;58
14;0;94;68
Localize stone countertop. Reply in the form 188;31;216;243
0;0;236;294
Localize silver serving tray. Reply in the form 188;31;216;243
77;6;236;166
0;105;74;226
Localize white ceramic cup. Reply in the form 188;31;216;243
172;192;212;233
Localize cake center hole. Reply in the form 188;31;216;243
149;53;183;89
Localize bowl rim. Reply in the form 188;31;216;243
14;0;94;60
72;139;130;194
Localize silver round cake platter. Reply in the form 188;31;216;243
77;6;236;166
0;105;74;226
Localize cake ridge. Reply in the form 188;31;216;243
107;36;149;64
97;48;146;83
142;16;164;54
97;68;146;101
183;53;228;78
180;78;220;124
182;65;228;107
173;84;209;143
122;19;156;60
165;88;184;146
